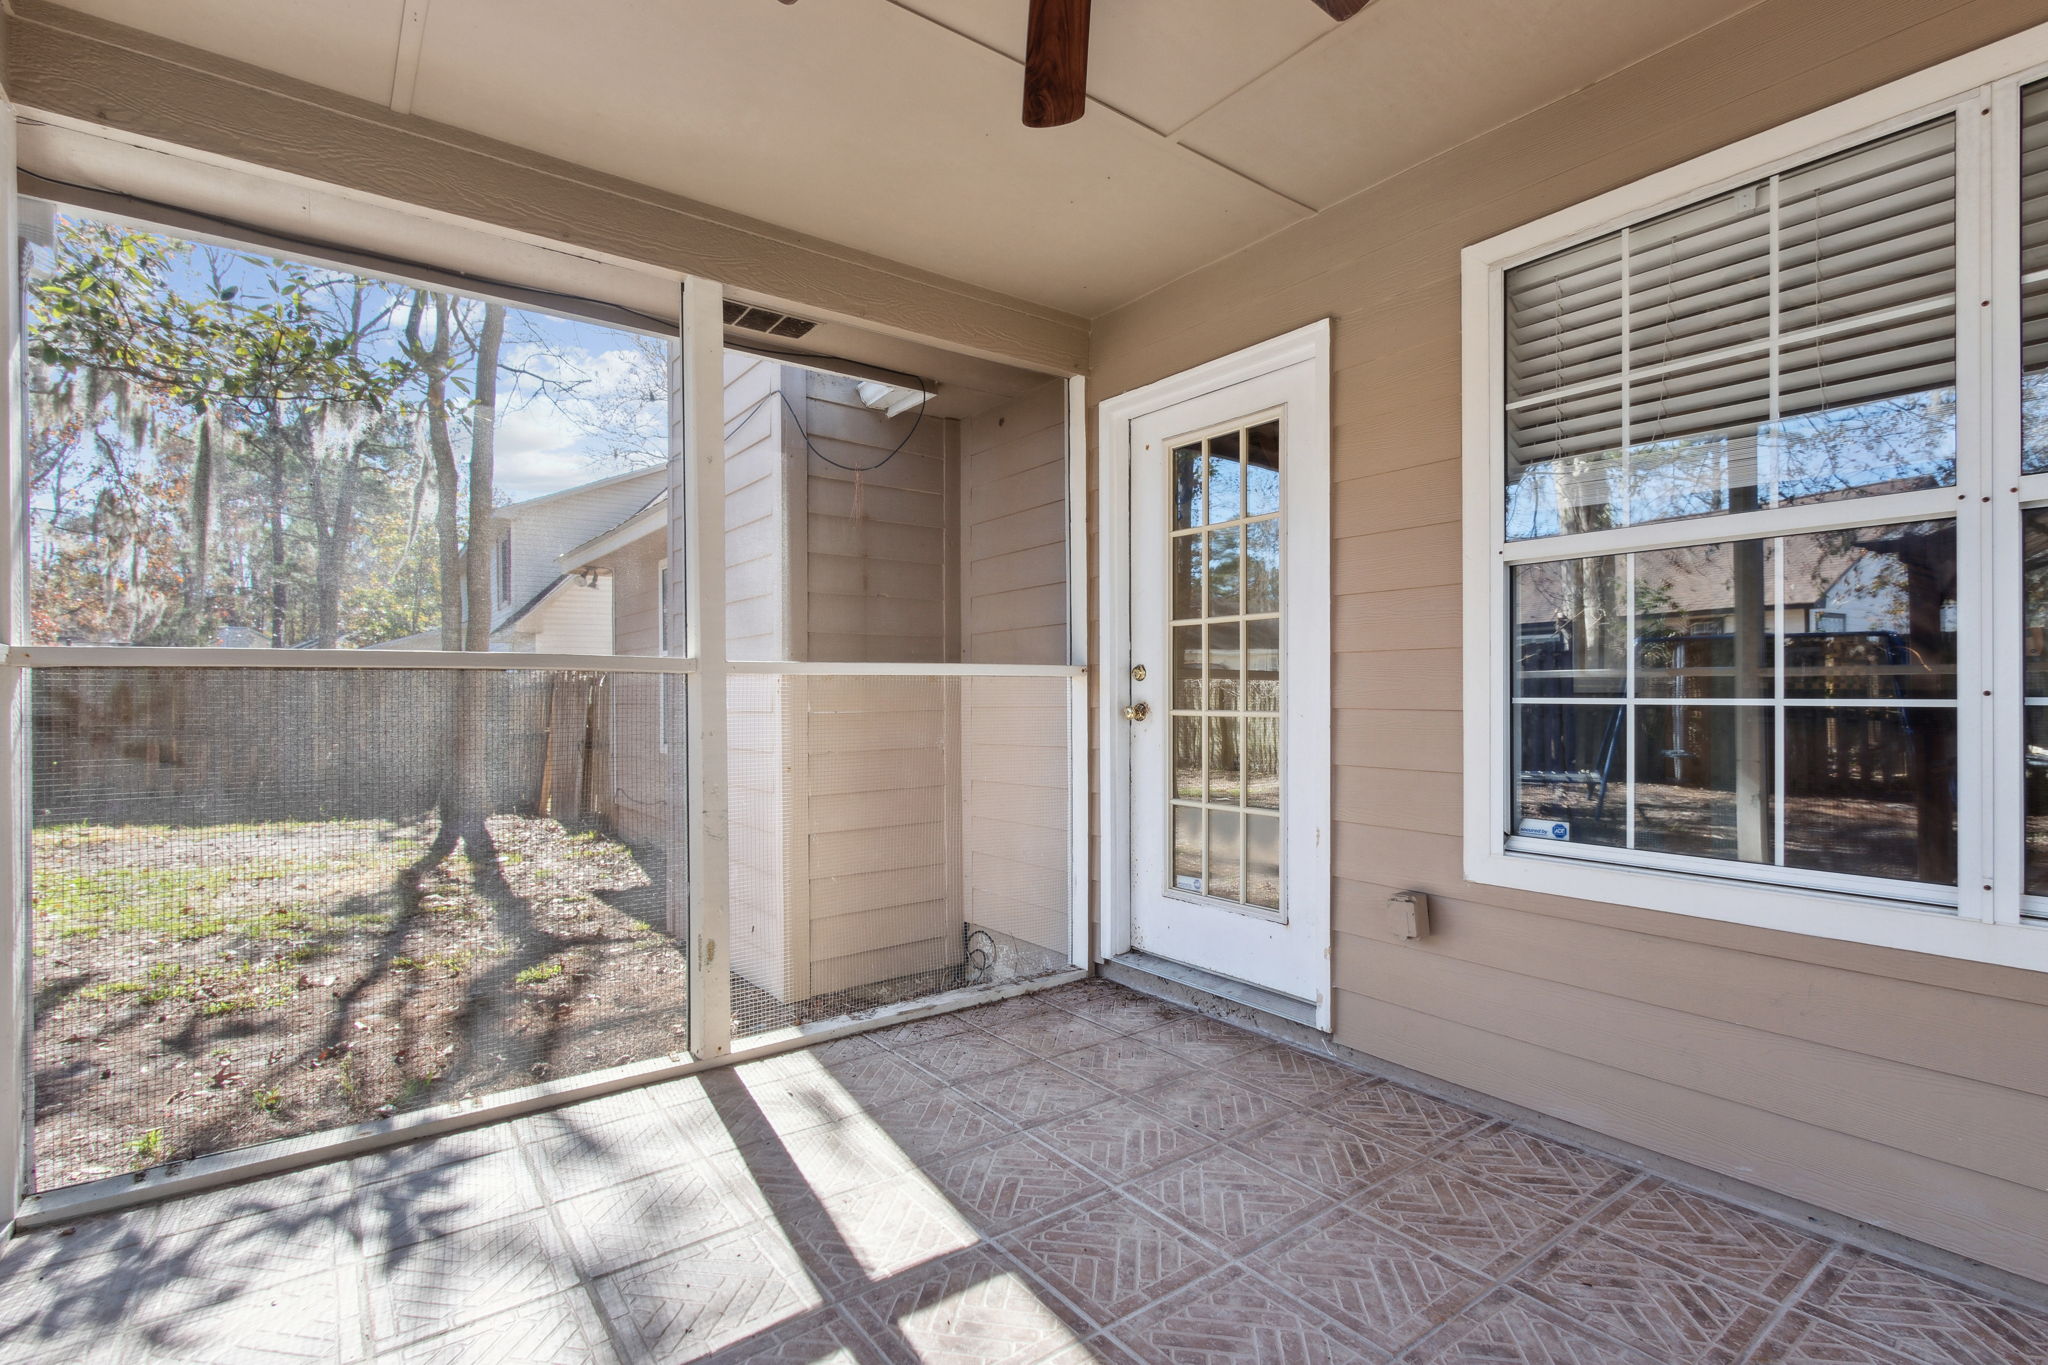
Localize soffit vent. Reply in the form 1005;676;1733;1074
723;299;817;339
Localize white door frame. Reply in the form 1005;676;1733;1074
1096;321;1333;1031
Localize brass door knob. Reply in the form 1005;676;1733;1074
1123;702;1151;721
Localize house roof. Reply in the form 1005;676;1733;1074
495;465;665;521
558;491;668;571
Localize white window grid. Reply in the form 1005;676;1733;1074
1464;38;2048;972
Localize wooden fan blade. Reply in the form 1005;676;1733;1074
1308;0;1372;18
1023;0;1091;128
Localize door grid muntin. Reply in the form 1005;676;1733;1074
1167;413;1283;915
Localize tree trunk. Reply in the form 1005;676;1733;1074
187;402;215;616
266;418;288;649
463;303;506;652
448;302;506;848
409;293;465;651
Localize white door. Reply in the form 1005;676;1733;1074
1111;327;1330;1021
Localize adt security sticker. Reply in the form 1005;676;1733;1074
1517;818;1571;841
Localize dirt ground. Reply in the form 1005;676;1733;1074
29;814;691;1190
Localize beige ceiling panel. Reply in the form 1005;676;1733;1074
1178;0;1765;210
893;0;1336;135
403;0;1306;314
44;0;408;106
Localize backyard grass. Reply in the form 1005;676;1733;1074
30;814;689;1190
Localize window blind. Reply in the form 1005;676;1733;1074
1506;118;1957;531
2018;80;2048;470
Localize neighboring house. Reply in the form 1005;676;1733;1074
365;466;663;652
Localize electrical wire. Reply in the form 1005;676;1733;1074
780;387;930;473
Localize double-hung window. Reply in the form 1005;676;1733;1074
1463;32;2048;971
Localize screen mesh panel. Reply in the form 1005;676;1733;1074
27;666;686;1191
18;200;675;655
726;673;1072;1038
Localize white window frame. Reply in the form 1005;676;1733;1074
1462;21;2048;973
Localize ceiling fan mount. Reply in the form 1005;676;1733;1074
1025;0;1373;129
775;0;1374;129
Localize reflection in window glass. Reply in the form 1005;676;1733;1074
1512;557;1627;699
1514;704;1626;848
1510;520;1957;888
1781;522;1955;700
1632;706;1773;863
1246;421;1281;516
1167;416;1282;912
1206;432;1243;524
1207;526;1243;617
2023;508;2048;894
1783;707;1956;886
1633;541;1774;699
1173;444;1205;528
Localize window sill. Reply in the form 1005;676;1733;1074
1464;843;2048;974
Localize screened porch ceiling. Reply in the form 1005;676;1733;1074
29;0;1765;316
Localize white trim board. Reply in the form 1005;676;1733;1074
1096;320;1334;1031
1460;24;2048;974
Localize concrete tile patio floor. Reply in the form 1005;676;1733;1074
5;979;2048;1364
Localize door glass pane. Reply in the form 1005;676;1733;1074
1207;526;1242;617
1245;618;1280;713
1207;432;1243;524
1173;444;1205;528
1247;421;1281;516
1165;419;1282;912
1207;622;1240;710
1245;814;1281;910
1245;717;1278;810
1173;807;1203;892
1208;717;1243;803
1245;519;1280;614
1173;534;1203;620
1173;624;1204;708
1174;717;1203;800
1206;811;1241;900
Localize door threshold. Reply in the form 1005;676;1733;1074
1104;951;1319;1029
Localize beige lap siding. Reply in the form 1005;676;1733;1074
1086;0;2048;1286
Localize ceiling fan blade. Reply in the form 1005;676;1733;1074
1023;0;1091;129
1308;0;1373;18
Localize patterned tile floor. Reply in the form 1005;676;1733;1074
5;978;2048;1363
